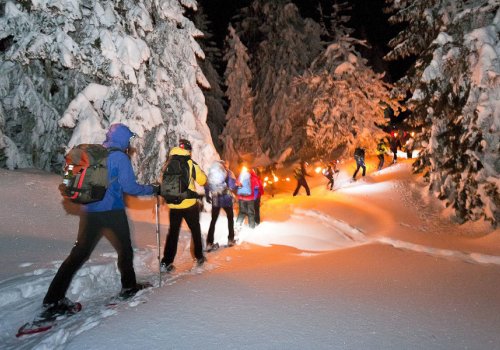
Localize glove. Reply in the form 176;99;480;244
58;183;69;197
151;183;161;195
206;196;212;204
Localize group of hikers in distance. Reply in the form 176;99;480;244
30;122;416;330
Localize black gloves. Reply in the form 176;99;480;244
152;183;161;195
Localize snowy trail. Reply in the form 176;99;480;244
1;164;499;349
1;248;204;349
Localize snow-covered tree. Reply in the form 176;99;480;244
385;0;499;226
193;5;227;154
237;0;324;161
290;3;395;160
221;25;265;168
0;0;218;180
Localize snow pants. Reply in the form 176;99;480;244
44;210;136;304
293;178;310;196
377;154;385;170
326;176;334;190
236;199;256;228
254;197;261;225
162;205;204;266
206;206;235;245
353;160;366;179
391;147;398;163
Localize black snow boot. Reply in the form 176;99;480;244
119;283;151;300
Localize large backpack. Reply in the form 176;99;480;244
62;144;117;204
207;162;228;195
160;155;196;204
236;171;252;196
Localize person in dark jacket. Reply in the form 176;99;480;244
253;168;264;225
42;123;156;318
205;161;237;250
160;139;208;273
352;147;366;180
292;161;311;196
389;132;402;164
324;164;335;190
376;138;388;170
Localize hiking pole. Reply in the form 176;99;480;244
155;195;162;288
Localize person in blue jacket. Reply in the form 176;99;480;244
42;123;157;318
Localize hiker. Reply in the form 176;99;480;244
159;139;207;273
389;132;402;164
323;163;336;190
205;160;237;250
376;138;388;170
235;166;258;229
404;131;415;159
253;168;265;225
292;161;311;196
352;147;366;180
264;163;278;197
42;123;157;318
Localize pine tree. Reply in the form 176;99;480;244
221;25;264;168
237;0;324;160
193;5;227;154
290;3;395;160
0;0;218;180
386;0;499;226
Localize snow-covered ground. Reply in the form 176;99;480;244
1;155;499;349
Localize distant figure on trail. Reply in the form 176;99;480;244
235;166;258;229
352;147;366;180
293;161;311;196
389;132;402;164
253;168;264;225
376;138;388;171
404;132;415;159
323;161;338;190
205;160;237;251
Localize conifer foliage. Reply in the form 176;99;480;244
221;25;265;167
0;0;218;180
291;3;393;159
386;0;499;226
236;0;324;160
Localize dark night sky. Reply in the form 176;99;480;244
198;0;413;82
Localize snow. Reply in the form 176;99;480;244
1;157;499;349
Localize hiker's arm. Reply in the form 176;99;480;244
117;153;153;195
193;163;207;186
227;171;237;191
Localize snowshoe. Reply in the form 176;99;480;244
160;262;176;273
205;243;220;252
16;298;82;337
118;282;152;300
196;256;207;267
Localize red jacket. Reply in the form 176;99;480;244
237;170;262;201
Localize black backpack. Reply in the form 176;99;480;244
61;144;120;204
354;147;365;160
160;155;197;204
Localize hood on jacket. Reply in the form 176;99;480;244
103;123;134;151
169;146;191;157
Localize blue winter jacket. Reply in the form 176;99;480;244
205;170;237;208
85;124;153;212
